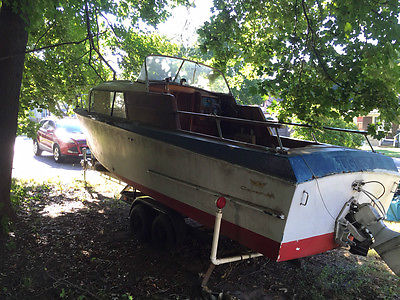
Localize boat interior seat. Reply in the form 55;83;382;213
221;105;277;147
173;91;277;146
124;91;181;130
173;91;219;137
175;91;194;131
190;92;219;136
143;85;278;147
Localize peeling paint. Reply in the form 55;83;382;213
240;185;275;199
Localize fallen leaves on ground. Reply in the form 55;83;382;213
1;180;399;299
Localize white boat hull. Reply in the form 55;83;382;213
77;115;400;261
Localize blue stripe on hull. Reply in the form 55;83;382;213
289;150;397;183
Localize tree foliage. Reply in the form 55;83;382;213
108;29;181;79
198;0;400;134
0;0;190;229
291;117;365;148
4;0;189;135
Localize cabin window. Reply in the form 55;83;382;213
90;90;126;119
90;91;113;115
112;92;126;118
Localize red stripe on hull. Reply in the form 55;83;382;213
119;175;281;260
278;233;339;262
119;175;337;261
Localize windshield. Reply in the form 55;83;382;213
57;119;83;133
138;56;230;94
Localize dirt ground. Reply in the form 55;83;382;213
1;179;399;299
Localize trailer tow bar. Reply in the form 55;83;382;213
201;196;263;291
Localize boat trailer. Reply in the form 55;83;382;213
81;151;400;286
81;149;265;289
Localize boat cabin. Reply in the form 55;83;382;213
85;56;321;152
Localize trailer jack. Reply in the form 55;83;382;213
201;197;263;291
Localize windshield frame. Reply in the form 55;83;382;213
138;55;232;95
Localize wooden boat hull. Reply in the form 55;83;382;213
77;112;400;261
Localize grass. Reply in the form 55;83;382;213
375;148;400;158
298;254;400;300
4;177;400;299
361;145;400;158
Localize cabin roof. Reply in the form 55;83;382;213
91;80;145;92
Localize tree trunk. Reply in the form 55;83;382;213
0;2;29;235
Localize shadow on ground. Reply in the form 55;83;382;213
1;181;399;299
33;153;82;170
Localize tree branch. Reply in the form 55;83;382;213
87;60;104;81
85;2;116;80
301;0;345;89
94;8;101;50
87;45;104;80
293;0;298;36
71;49;91;65
27;36;90;54
33;22;56;50
99;11;122;41
0;32;105;62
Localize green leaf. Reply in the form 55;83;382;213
197;0;400;137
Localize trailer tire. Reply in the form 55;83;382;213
151;213;176;250
129;204;152;242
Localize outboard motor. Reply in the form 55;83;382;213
335;182;400;276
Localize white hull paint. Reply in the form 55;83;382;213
78;115;400;261
286;171;398;242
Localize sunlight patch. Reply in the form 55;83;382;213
41;201;85;218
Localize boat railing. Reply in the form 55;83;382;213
176;111;375;153
280;121;375;152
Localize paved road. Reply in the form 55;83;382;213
12;136;86;182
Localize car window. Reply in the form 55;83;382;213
56;120;82;133
48;121;56;129
41;121;50;130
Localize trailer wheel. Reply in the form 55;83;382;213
129;204;153;242
151;213;176;250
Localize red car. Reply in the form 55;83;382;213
33;117;90;163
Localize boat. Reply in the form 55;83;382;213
75;55;400;275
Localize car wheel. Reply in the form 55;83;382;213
53;144;63;163
33;139;42;156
